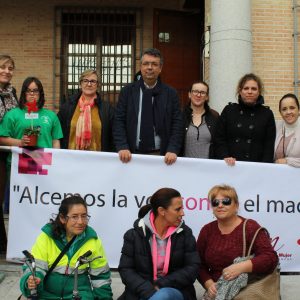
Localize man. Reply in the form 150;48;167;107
114;48;183;165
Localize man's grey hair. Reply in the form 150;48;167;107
141;48;164;65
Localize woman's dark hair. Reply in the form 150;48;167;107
138;188;181;218
19;77;45;109
189;80;210;110
279;93;300;111
51;196;87;239
236;73;264;96
189;80;209;95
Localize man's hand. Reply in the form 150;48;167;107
118;150;132;163
224;157;236;166
164;152;177;165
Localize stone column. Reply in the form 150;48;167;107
209;0;252;113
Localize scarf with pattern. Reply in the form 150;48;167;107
75;95;95;150
0;84;18;122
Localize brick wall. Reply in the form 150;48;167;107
0;0;183;110
204;0;296;119
252;0;296;118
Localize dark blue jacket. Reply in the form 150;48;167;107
113;81;183;155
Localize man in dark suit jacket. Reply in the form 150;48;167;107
114;48;183;165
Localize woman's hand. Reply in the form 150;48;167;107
275;158;287;164
26;275;41;290
224;157;236;166
222;260;253;281
20;135;31;147
204;279;217;298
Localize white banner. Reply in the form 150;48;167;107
7;147;300;271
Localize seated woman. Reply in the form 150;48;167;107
20;196;113;299
57;69;114;151
214;73;276;165
182;81;219;158
118;188;200;300
274;93;300;167
0;76;62;150
197;185;278;299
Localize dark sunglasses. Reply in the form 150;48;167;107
211;198;232;207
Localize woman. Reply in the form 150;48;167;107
197;185;278;299
182;81;219;158
118;188;200;300
58;69;114;151
19;196;113;299
214;73;276;165
0;54;18;253
0;76;62;150
274;93;300;167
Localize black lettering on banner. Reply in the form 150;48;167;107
97;194;105;207
84;194;96;206
19;186;33;203
40;192;50;204
286;201;295;213
244;199;255;212
51;192;62;205
112;189;128;207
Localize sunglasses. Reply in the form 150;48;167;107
211;198;232;207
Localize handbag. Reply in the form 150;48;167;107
234;220;280;300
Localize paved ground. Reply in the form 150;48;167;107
0;259;299;299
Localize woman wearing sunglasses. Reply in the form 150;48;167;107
196;185;278;299
20;196;113;299
58;69;114;152
182;81;219;158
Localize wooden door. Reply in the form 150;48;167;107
153;9;203;105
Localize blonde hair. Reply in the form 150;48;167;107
208;184;239;205
79;69;99;85
0;55;15;69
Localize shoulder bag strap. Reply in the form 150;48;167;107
243;220;270;258
242;219;249;257
44;235;76;282
246;227;269;258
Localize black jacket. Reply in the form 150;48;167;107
113;80;183;155
214;99;276;162
182;104;219;158
57;92;115;152
118;218;200;300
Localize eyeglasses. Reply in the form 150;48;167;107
26;89;40;95
211;198;232;207
66;214;91;223
191;90;207;96
81;79;98;86
141;61;161;68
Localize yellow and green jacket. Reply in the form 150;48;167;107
20;223;113;299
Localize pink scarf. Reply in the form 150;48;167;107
75;95;95;150
149;211;177;280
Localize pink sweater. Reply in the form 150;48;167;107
196;218;278;285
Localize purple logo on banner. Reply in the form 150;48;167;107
18;148;52;175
